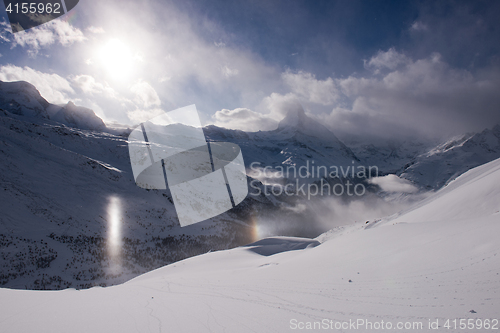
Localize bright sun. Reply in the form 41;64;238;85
99;39;134;80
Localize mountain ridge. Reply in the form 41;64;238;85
0;80;106;131
3;78;500;190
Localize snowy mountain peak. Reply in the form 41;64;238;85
52;101;106;131
276;106;343;143
0;80;50;118
268;106;359;163
277;106;308;129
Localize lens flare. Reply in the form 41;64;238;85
249;215;266;242
107;196;122;273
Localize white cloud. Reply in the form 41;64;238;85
282;70;340;105
0;65;74;103
221;65;239;78
127;108;166;124
87;26;105;34
158;76;171;83
0;20;10;42
125;81;164;124
368;174;419;193
261;92;304;118
130;80;161;108
211;93;308;132
8;20;86;56
364;48;411;72
70;75;117;97
65;74;139;125
212;108;278;132
410;21;429;32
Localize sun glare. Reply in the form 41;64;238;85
107;196;122;274
99;39;134;80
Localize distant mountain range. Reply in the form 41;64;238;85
3;79;499;190
206;107;500;192
1;79;499;289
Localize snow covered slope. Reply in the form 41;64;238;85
0;106;252;290
381;155;500;224
400;126;500;189
51;101;106;131
347;137;431;175
346;125;500;191
1;157;498;332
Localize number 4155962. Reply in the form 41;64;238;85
5;2;62;14
444;318;499;330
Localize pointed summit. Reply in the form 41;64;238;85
274;105;358;161
276;105;337;141
277;106;308;130
52;101;106;131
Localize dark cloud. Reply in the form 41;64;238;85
321;51;500;140
404;0;500;69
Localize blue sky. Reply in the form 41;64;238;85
0;0;499;140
